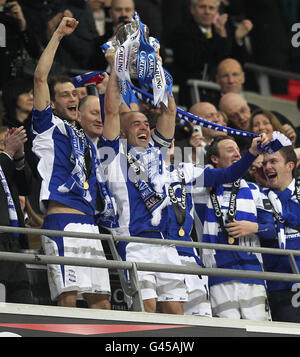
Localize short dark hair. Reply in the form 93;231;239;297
278;145;297;177
205;135;236;166
2;76;33;121
48;75;73;102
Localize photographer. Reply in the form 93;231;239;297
0;0;41;89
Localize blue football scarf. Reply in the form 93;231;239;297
202;180;262;267
72;71;106;123
58;121;93;203
72;73;291;153
0;164;19;237
126;143;169;226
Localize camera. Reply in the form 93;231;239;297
193;125;202;135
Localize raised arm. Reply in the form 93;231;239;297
33;17;79;111
103;49;121;141
155;93;176;141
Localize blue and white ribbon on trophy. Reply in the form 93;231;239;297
72;70;292;154
129;84;292;154
102;12;172;108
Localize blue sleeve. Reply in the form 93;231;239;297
282;200;300;230
32;105;54;134
194;203;206;226
203;150;257;187
99;93;105;124
257;208;277;240
98;135;120;164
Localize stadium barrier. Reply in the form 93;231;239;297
0;225;300;312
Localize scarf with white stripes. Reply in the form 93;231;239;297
202;179;261;267
0;164;19;237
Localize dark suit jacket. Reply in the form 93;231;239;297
0;153;32;249
170;16;247;108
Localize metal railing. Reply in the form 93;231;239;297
1;225;300;312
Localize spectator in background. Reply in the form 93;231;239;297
0;126;33;303
174;102;227;164
250;109;297;147
0;0;41;89
88;0;112;37
205;58;300;148
169;0;252;108
219;92;300;151
216;58;245;96
108;0;135;36
202;58;252;109
215;59;300;147
1;77;41;215
1;77;33;135
94;0;136;70
219;92;252;153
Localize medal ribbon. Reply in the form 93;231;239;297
60;121;92;198
209;180;241;244
168;168;187;234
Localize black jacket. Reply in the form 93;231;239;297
0;153;32;249
169;17;247;108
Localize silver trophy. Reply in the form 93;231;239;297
111;15;150;81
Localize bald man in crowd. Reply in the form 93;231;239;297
202;58;256;110
219;92;252;153
174;102;227;163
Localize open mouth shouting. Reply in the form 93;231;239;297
137;133;148;143
265;171;277;184
67;106;77;115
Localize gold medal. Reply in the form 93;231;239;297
228;237;235;245
84;181;89;190
178;227;185;237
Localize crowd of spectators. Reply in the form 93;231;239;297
1;0;300;324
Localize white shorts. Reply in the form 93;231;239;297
42;214;111;301
210;280;269;320
125;242;188;303
180;256;212;317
